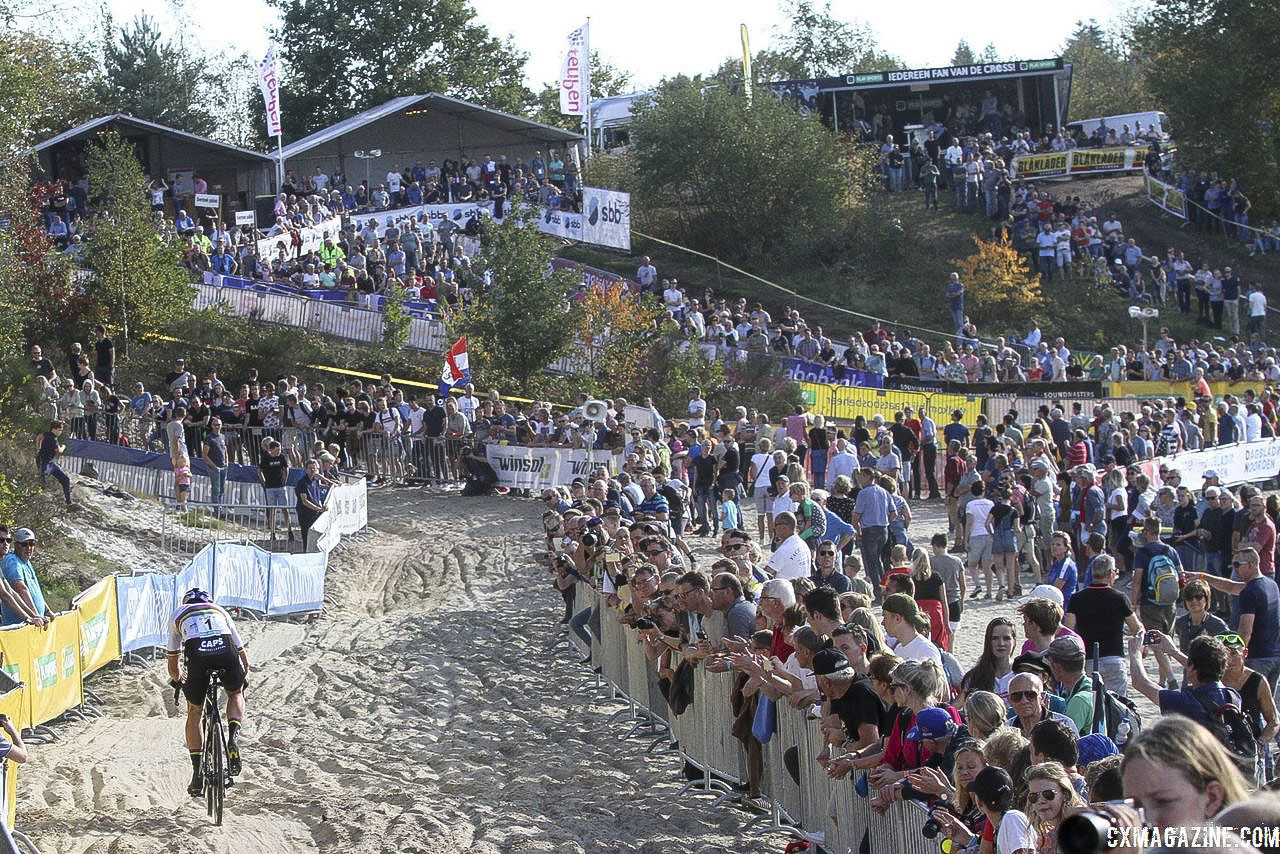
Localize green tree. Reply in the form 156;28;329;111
380;279;410;352
268;0;531;141
1135;0;1280;211
772;0;901;77
624;78;874;265
94;13;220;136
950;40;976;67
81;132;195;353
530;52;632;133
977;43;1001;63
444;207;580;395
1060;20;1152;121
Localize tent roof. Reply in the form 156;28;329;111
34;114;274;161
280;94;582;159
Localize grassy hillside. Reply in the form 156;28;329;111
562;174;1265;356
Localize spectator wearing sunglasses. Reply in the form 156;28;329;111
1186;547;1280;695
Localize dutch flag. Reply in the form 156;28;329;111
438;336;470;400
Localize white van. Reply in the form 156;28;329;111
1066;111;1168;144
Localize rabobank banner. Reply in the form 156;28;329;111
484;445;623;489
783;358;885;389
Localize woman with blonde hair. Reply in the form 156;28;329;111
982;726;1029;772
846;606;887;653
963;690;1007;740
1121;715;1251;829
911;546;951;650
1024;761;1085;854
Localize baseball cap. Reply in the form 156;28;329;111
12;528;35;544
1044;634;1086;662
906;706;958;742
1204;469;1219;478
1012;650;1051;676
811;648;854;678
1021;583;1064;608
1077;733;1119;767
969;766;1015;807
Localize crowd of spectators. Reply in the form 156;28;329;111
1160;170;1280;256
542;379;1280;849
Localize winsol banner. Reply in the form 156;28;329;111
484;445;623;489
1145;172;1188;219
1010;146;1145;180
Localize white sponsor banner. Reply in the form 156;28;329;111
256;215;343;259
116;572;176;653
312;479;368;553
352;201;493;238
580;187;631;250
560;23;589;116
259;45;283;138
235;210;256;226
194;193;221;209
212;543;271;611
484;445;623;489
623;404;663;431
265;550;328;616
1156;438;1280;492
535;188;631;250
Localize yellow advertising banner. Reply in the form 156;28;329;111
800;381;983;427
0;686;23;829
1108;380;1263;399
73;575;121;677
1012;146;1142;180
27;613;83;728
0;626;35;712
1011;151;1070;179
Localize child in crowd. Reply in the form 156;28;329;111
173;450;192;511
719;487;741;532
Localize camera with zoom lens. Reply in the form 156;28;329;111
581;531;603;549
920;816;944;840
1058;801;1143;854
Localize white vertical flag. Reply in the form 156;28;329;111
258;45;282;138
559;22;590;116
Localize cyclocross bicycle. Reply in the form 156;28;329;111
173;671;232;825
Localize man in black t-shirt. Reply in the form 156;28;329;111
257;439;291;541
29;345;55;382
1064;554;1143;697
814;643;886;771
691;440;718;536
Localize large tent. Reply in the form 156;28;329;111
34;114;275;210
279;94;583;188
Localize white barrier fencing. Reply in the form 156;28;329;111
116;543;326;653
485;445;623;490
570;584;935;852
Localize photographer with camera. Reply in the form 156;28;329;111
870;705;972;814
930;765;1036;854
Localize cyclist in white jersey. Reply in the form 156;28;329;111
166;588;250;795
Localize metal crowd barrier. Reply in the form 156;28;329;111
563;582;941;854
158;500;305;555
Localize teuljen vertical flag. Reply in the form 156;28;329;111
559;22;589;117
439;336;470;400
258;45;282;138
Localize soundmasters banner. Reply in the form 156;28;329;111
484;445;624;489
1009;146;1146;180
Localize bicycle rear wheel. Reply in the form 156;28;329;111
208;719;225;826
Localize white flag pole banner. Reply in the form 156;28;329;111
560;23;589;116
258;45;283;138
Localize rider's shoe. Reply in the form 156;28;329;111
188;772;203;797
227;737;242;776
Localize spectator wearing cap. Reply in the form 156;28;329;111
881;593;942;668
1065;554;1141;696
872;705;970;813
1044;634;1093;735
0;529;52;628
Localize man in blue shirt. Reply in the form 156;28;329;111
635;476;670;523
942;409;969;449
1128;634;1240;728
852;468;891;599
1;529;51;627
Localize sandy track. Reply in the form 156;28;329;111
19;494;789;853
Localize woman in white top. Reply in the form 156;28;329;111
1104;467;1129;574
59;380;85;439
746;438;776;541
82;379;102;441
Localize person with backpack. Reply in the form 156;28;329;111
1187;546;1280;701
1127;634;1261;777
1131;516;1182;689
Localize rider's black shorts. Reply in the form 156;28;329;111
182;636;245;707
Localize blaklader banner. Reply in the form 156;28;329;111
1010;146;1145;180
